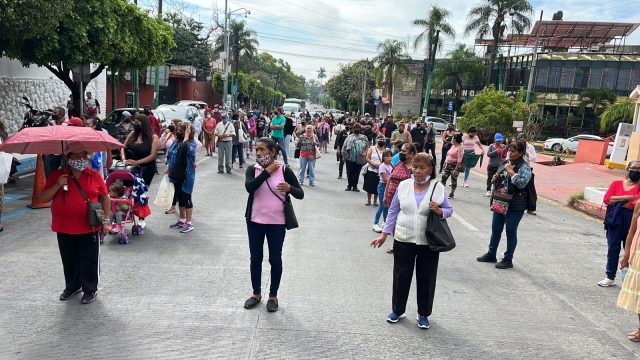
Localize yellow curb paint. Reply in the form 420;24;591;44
469;169;600;223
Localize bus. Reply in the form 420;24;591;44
283;98;306;113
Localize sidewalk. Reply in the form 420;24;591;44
435;143;624;206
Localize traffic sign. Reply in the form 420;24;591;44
448;101;454;111
374;99;381;106
232;85;237;94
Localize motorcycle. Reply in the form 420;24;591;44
20;96;52;130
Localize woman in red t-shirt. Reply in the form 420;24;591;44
599;163;640;287
40;151;110;304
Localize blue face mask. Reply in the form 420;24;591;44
222;118;228;123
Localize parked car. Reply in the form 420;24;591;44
172;100;209;109
156;105;203;141
102;108;167;138
424;116;450;133
544;134;614;156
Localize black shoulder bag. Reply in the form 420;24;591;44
265;166;299;230
425;180;456;252
70;173;105;227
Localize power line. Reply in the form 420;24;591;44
258;48;366;62
258;34;380;54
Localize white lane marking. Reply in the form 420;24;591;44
452;213;478;231
198;156;211;164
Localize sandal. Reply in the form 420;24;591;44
309;182;315;186
386;247;394;254
365;202;371;206
165;207;176;214
629;329;640;342
373;202;379;206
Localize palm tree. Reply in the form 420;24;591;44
599;98;634;133
433;44;485;110
372;39;411;113
317;67;327;87
412;5;456;63
214;19;259;78
577;88;618;131
464;0;534;85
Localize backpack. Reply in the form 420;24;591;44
347;136;367;162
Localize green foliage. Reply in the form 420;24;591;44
566;112;575;126
412;116;419;121
394;111;403;120
568;190;585;205
250;53;306;100
412;5;456;62
372;39;411;110
317;67;327;86
460;85;537;136
433;44;485;106
213;72;284;108
600;98;634;133
577;88;618;116
0;0;73;52
437;108;447;117
2;0;175;108
164;13;212;72
213;19;258;76
325;60;375;111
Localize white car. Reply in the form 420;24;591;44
424;117;451;133
544;135;613;155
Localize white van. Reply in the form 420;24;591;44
282;103;300;117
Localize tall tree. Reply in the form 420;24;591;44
164;13;213;72
372;39;411;113
317;67;327;87
1;0;175;110
412;5;456;64
433;44;485;109
214;19;259;78
599;98;634;133
464;0;534;86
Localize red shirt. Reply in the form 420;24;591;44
604;180;640;210
385;162;412;201
149;114;161;137
203;118;217;133
44;167;108;234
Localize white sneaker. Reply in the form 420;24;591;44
138;219;146;229
463;182;469;187
486;191;492;197
597;278;616;287
373;224;383;233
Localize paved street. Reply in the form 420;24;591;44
1;142;640;359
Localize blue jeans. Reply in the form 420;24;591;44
273;136;288;165
374;182;388;225
488;210;525;260
247;221;286;297
463;149;474;181
385;138;391;149
298;156;315;183
232;144;244;165
284;135;292;159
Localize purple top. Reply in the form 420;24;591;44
382;179;453;235
378;163;392;183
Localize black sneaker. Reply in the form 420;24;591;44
81;292;97;304
495;259;513;269
353;188;361;192
448;193;454;199
338;175;342;179
266;299;279;312
476;253;497;263
345;187;352;191
59;288;82;301
244;296;261;309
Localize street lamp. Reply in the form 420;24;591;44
223;2;250;111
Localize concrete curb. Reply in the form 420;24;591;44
570;199;606;219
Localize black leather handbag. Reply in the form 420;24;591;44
266;167;299;230
425;181;456;252
70;174;105;227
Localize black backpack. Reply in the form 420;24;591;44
169;141;191;182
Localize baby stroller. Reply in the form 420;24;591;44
105;170;151;244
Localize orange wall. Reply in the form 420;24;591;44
575;139;608;165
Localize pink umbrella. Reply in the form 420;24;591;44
0;126;123;154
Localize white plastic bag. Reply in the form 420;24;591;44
154;174;174;208
0;152;13;184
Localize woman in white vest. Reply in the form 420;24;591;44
371;153;453;329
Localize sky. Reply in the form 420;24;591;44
142;0;640;83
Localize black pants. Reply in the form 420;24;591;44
440;146;450;171
174;181;193;209
247;221;286;297
345;161;363;189
425;142;436;165
486;166;498;192
57;232;100;294
44;154;63;178
527;172;537;212
338;154;345;177
392;240;439;317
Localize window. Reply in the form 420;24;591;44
588;68;603;88
560;67;575;90
632;69;640;90
547;66;562;89
603;68;618;90
617;68;631;91
535;67;548;86
574;68;589;89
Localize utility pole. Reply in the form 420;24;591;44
133;0;139;108
362;58;368;116
421;30;439;119
526;11;543;105
153;0;162;108
222;0;229;110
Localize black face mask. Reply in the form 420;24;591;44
399;153;407;162
176;132;185;141
51;114;60;121
123;118;131;124
133;123;141;132
144;110;151;115
345;128;351;132
377;141;385;147
630;171;640;182
167;125;175;133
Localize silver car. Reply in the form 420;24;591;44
424;117;450;133
544;134;613;155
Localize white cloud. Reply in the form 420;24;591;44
162;0;640;81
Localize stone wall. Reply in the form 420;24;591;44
391;61;425;119
0;58;106;135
